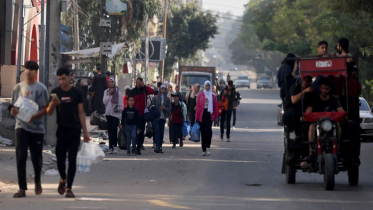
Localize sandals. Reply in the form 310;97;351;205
65;189;75;198
58;179;67;195
35;183;42;195
13;190;26;198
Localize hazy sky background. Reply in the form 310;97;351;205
202;0;248;16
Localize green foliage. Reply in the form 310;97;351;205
164;4;218;78
61;0;161;74
232;0;373;102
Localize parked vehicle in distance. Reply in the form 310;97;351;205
179;66;216;95
235;76;251;89
230;66;238;71
257;75;274;89
359;97;373;141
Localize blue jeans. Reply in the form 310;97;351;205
153;119;166;149
125;125;137;153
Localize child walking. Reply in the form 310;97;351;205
168;92;187;148
121;96;140;156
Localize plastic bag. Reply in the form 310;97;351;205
190;123;200;142
183;121;191;137
14;96;39;123
77;142;105;173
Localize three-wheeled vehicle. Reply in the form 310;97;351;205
281;57;361;191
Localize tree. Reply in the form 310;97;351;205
61;0;161;73
164;4;218;78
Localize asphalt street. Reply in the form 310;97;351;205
1;72;373;210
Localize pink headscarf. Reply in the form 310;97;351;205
190;83;199;99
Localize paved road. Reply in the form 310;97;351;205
1;88;373;210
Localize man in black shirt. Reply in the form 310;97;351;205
47;67;90;198
305;78;344;157
92;66;107;115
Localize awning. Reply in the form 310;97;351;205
62;42;127;58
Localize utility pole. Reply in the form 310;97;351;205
39;0;45;83
45;0;62;145
73;0;80;69
145;15;149;85
16;0;24;83
159;0;168;83
101;0;107;72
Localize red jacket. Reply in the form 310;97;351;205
123;96;128;111
129;86;155;115
195;92;218;122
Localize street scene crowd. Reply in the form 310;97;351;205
8;61;242;198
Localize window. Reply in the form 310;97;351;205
359;99;370;111
181;75;211;87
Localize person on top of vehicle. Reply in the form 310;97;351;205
277;53;297;90
317;41;329;57
303;78;345;166
285;76;314;136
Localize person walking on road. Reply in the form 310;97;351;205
232;89;242;130
103;78;124;154
10;61;49;198
219;81;236;142
47;67;91;198
195;81;218;156
121;96;139;156
213;85;220;127
129;77;155;155
92;66;107;116
169;92;187;149
187;83;200;128
152;85;170;153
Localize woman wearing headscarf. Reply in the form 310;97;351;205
195;81;218;156
187;83;200;127
152;84;170;153
103;78;124;154
167;83;175;144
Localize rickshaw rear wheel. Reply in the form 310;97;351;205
324;154;335;191
285;152;296;184
348;166;359;185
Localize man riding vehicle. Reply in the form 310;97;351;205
303;78;345;166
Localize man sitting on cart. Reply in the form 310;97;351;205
283;75;313;137
303;78;345;166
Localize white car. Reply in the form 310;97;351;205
257;76;274;89
235;76;251;89
359;97;373;140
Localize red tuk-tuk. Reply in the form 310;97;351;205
281;57;361;191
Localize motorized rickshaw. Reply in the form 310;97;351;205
281;56;361;191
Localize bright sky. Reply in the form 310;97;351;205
202;0;248;16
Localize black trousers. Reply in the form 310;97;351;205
15;128;44;190
189;110;196;127
232;109;237;126
171;122;183;145
220;109;232;138
199;109;213;152
137;115;145;151
106;115;120;149
56;126;81;189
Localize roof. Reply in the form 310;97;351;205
62;43;127;58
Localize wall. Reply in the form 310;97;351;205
0;65;26;98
